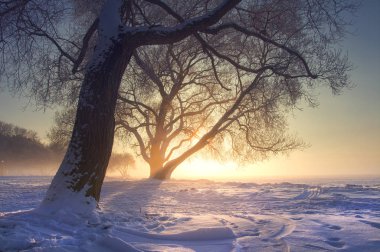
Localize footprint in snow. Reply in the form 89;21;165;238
164;221;176;227
229;222;239;228
304;244;329;251
326;224;342;230
219;219;239;229
311;220;342;230
325;237;345;248
158;216;169;221
359;220;380;229
146;222;160;229
246;228;260;236
256;219;270;225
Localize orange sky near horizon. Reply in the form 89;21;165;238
0;1;379;180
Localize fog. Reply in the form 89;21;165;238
0;120;134;177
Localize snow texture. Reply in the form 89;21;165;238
1;176;380;251
40;133;99;218
88;0;123;70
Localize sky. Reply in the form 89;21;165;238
0;0;379;180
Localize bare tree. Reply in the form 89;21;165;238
1;0;357;206
117;39;299;179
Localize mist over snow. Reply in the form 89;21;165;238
1;176;380;251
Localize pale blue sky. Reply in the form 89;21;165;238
1;0;379;178
241;0;380;178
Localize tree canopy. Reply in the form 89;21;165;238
1;0;358;203
117;38;304;179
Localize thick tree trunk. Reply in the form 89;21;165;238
43;42;133;205
150;163;177;180
149;161;178;180
148;140;176;179
148;147;182;180
148;153;166;179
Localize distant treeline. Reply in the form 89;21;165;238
0;121;134;176
0;120;61;175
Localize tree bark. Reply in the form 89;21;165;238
150;164;176;180
148;147;166;179
44;41;133;203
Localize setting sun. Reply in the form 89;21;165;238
173;157;238;179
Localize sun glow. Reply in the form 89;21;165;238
172;156;239;179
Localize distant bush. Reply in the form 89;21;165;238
107;153;136;178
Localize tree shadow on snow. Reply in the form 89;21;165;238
100;178;165;218
98;179;236;251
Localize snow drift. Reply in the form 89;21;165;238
1;177;380;251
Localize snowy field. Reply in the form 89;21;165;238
1;176;380;251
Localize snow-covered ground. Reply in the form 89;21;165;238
1;176;380;251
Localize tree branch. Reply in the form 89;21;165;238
72;18;99;73
133;51;167;97
118;94;158;118
204;23;318;78
118;121;150;162
129;0;241;45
